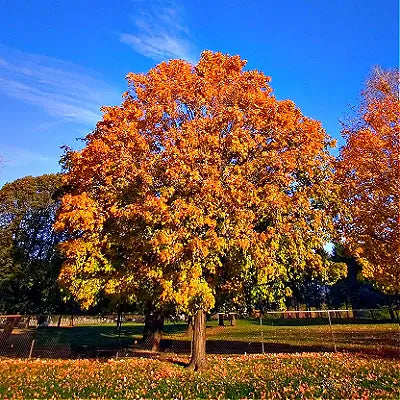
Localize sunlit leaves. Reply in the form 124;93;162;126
56;51;344;313
336;68;400;293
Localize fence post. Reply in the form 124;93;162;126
327;310;337;352
29;339;35;358
260;315;264;354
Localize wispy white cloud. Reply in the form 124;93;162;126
0;144;61;186
121;0;196;62
1;145;54;165
0;46;121;126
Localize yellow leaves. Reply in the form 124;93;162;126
104;276;138;299
284;287;292;297
158;262;216;313
56;235;116;307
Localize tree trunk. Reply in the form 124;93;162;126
229;313;236;326
186;315;193;335
116;310;122;333
218;314;224;326
388;306;397;322
142;313;164;352
57;315;62;328
188;310;207;371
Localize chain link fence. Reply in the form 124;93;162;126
211;308;399;357
1;308;398;360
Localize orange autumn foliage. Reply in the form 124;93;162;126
336;67;400;293
55;51;343;312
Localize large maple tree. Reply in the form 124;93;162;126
336;67;399;294
56;51;343;369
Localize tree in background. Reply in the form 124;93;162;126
328;244;396;311
56;51;345;370
288;244;397;312
0;174;66;315
336;67;399;294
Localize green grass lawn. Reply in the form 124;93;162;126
5;320;399;399
0;353;398;399
32;319;399;358
200;319;399;353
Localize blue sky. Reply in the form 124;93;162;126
0;0;398;186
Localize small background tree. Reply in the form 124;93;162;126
336;67;399;294
0;174;67;316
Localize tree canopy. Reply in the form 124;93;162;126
0;174;66;314
336;67;399;294
56;51;345;368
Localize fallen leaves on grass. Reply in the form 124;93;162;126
0;353;398;399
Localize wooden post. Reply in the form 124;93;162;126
29;339;35;358
327;311;337;352
260;315;264;354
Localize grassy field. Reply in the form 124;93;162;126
3;320;399;399
32;319;399;358
0;353;398;399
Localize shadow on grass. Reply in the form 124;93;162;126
1;322;398;361
32;323;188;350
247;318;397;326
30;336;400;360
